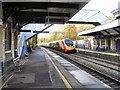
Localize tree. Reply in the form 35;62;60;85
108;16;114;20
77;24;95;32
64;25;77;41
37;24;96;44
76;24;95;40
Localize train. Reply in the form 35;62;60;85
38;37;96;52
40;39;76;52
73;37;96;50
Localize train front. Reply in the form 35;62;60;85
63;39;76;52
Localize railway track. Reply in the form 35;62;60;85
75;53;120;67
46;48;120;89
71;53;120;72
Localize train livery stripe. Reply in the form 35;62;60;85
43;49;73;90
62;41;67;51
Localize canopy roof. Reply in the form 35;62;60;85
68;9;112;26
1;0;90;27
78;19;120;38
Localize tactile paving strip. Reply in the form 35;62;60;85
45;49;111;89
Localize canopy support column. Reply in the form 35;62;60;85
105;39;107;50
99;39;102;47
0;1;4;89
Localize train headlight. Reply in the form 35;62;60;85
66;46;68;49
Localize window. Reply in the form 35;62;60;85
5;22;11;51
65;39;73;46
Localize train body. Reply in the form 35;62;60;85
73;37;96;50
40;39;76;52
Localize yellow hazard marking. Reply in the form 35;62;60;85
43;49;73;90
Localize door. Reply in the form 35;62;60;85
116;39;120;52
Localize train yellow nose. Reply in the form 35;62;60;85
67;46;75;50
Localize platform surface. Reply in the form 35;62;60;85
2;47;113;90
43;48;112;89
4;47;66;89
76;48;120;56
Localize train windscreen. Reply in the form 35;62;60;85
65;39;73;46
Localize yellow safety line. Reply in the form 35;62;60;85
43;49;73;90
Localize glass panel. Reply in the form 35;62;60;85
64;39;73;46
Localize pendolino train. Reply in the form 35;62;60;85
40;39;76;52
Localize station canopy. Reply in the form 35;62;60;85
78;19;120;37
68;9;112;26
1;0;90;27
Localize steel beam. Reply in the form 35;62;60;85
19;30;31;32
0;0;90;2
16;18;65;24
67;21;101;26
3;2;79;10
33;31;49;33
104;30;111;35
13;11;70;18
113;28;120;33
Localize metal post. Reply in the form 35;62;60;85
1;28;5;73
75;32;78;48
105;39;107;50
17;23;20;57
99;39;102;47
95;39;98;50
0;26;3;89
0;1;4;89
111;39;113;51
11;17;15;58
114;39;116;51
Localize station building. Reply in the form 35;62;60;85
78;9;120;53
0;1;91;88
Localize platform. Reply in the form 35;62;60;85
42;47;112;89
76;48;120;63
2;47;112;90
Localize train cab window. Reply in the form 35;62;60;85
56;42;59;47
65;39;73;46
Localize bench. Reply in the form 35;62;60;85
13;57;21;72
2;57;21;88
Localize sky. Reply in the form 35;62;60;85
37;0;120;38
83;0;120;16
38;24;65;38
